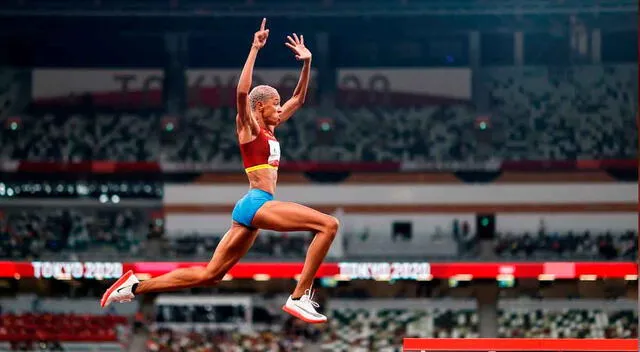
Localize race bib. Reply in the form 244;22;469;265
268;140;281;164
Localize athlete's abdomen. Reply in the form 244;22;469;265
246;168;278;195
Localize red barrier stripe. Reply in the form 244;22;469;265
403;338;638;351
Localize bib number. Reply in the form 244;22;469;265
268;140;281;164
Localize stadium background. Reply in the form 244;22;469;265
0;0;637;351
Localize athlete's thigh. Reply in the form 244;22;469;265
252;201;331;233
206;223;259;272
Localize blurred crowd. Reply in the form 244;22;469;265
321;308;477;351
142;307;638;352
1;65;636;163
0;205;315;261
1;206;636;261
0;208;148;260
1;303;636;351
499;309;637;338
1;313;129;349
494;230;637;260
170;232;312;260
146;318;320;352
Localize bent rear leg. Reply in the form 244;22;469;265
252;201;339;298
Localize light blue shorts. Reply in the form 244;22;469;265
231;189;274;228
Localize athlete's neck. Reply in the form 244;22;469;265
253;113;275;133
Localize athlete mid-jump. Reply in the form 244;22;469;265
101;18;338;324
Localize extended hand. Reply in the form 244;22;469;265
285;33;312;61
253;18;269;49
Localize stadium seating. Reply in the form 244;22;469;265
147;311;322;352
146;327;311;352
485;64;637;160
322;308;478;352
319;299;637;351
0;296;139;316
1;65;636;163
168;231;311;259
145;306;638;352
2;205;636;260
498;309;638;338
0;296;137;351
0;313;129;344
0;208;150;260
494;230;637;260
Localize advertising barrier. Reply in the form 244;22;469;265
1;261;636;281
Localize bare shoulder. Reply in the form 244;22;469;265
236;115;257;144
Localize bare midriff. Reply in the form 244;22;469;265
247;168;278;195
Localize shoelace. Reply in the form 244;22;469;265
301;288;319;308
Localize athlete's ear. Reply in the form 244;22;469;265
256;101;263;111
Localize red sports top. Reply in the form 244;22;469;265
239;128;281;173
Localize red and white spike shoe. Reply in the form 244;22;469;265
100;270;139;308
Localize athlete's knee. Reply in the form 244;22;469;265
322;215;340;237
200;268;224;286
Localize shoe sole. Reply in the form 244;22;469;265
282;305;327;324
100;270;134;308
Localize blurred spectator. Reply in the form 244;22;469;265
145;222;166;259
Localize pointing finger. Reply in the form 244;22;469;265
293;33;300;43
260;18;266;31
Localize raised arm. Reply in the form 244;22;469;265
278;33;312;125
236;18;269;136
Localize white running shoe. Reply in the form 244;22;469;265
100;270;139;308
282;289;327;324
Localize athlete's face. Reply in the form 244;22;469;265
258;95;282;126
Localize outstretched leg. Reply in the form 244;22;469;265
252;201;338;322
101;223;259;307
136;224;259;293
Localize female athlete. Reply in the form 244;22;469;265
101;18;338;324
